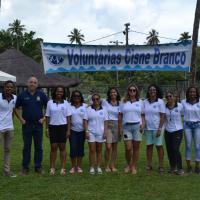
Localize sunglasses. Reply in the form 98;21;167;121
129;89;136;92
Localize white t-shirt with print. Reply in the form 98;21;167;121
70;103;87;132
0;93;16;131
102;100;120;121
181;99;200;122
85;106;108;136
119;100;144;124
45;100;71;125
165;103;183;132
143;98;165;130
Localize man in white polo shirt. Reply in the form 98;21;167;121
0;80;17;177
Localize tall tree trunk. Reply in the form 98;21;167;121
191;0;200;85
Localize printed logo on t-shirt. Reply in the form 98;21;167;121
61;107;64;110
175;108;178;112
153;105;157;109
36;96;40;101
80;109;84;113
136;104;139;107
99;111;103;116
197;104;200;108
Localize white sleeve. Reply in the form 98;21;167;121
179;103;184;116
83;107;88;120
104;108;109;121
66;102;72;117
45;101;51;117
159;99;166;113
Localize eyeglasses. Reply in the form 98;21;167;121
74;95;81;98
129;89;136;92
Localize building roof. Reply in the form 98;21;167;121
0;48;80;87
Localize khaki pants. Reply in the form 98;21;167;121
0;130;14;172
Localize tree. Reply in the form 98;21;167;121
146;29;160;45
68;28;85;45
0;30;13;52
8;19;26;50
191;0;200;84
178;32;191;42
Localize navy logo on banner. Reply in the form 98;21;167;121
48;55;64;65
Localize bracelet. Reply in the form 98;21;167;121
85;130;89;133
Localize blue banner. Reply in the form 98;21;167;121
41;41;192;73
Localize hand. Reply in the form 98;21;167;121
21;118;26;125
118;129;122;141
85;132;89;140
156;129;161;137
103;132;107;140
39;117;45;124
140;125;144;134
46;129;49;138
66;131;71;138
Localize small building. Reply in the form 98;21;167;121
0;48;80;97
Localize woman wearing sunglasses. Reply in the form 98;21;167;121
143;84;165;173
165;91;184;175
182;86;200;174
85;93;108;174
102;87;121;172
119;84;145;175
69;90;87;174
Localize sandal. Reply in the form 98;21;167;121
77;167;83;173
60;168;66;176
50;168;55;176
69;167;76;174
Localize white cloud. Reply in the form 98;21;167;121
0;0;198;44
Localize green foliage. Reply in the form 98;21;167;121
68;28;85;45
146;29;160;45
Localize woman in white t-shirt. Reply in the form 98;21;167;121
85;93;108;174
45;86;71;176
165;91;184;175
102;87;121;172
143;84;165;173
119;84;145;175
69;90;87;174
182;86;200;174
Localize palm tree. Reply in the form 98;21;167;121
8;19;26;50
178;32;191;42
146;29;160;45
191;0;200;84
68;28;85;45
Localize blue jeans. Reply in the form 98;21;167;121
184;122;200;161
22;123;43;170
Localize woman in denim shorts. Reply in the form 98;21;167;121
182;86;200;174
119;84;145;175
143;84;165;173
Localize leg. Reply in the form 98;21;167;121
96;143;103;167
146;144;153;168
69;130;77;169
3;131;14;173
58;143;66;169
172;130;183;170
156;145;164;168
124;140;133;170
110;142;118;171
193;127;200;172
22;124;33;170
76;131;85;169
165;131;175;170
50;143;58;169
88;142;96;168
33;124;43;170
184;127;192;169
105;143;112;170
131;141;141;172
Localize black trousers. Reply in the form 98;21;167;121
164;129;183;170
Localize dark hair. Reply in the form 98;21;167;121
146;84;163;99
186;86;199;102
51;86;66;100
70;90;84;105
165;90;178;107
106;87;121;103
4;80;15;87
124;84;140;102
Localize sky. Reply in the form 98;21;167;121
0;0;198;45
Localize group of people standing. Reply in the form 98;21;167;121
0;75;200;177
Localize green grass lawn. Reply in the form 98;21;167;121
0;120;199;200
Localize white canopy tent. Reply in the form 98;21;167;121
0;70;16;82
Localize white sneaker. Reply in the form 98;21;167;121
89;167;95;175
97;167;102;174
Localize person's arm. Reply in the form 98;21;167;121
14;108;26;124
83;119;89;139
118;112;123;139
156;113;165;137
103;120;108;139
140;114;145;134
66;116;71;138
45;116;50;138
39;93;48;124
